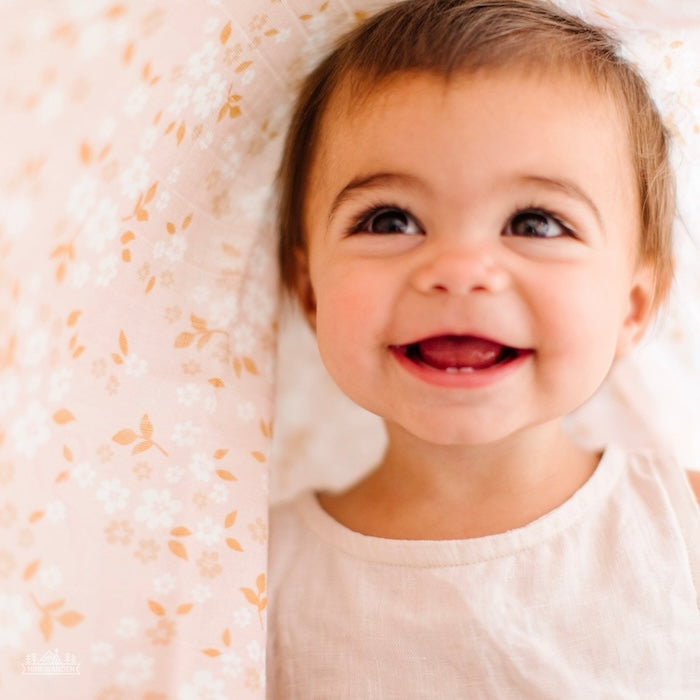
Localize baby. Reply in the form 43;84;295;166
269;0;700;696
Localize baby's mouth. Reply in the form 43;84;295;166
393;335;527;373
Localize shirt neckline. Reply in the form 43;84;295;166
293;444;625;567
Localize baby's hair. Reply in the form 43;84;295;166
277;0;675;307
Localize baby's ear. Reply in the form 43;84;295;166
615;263;655;357
294;247;317;331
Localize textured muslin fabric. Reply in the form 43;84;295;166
268;447;700;698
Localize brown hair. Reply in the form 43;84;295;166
277;0;675;306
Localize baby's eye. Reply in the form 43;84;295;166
353;207;423;235
504;209;572;239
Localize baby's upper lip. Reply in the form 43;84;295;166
390;332;529;352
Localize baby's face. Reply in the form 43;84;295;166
300;69;653;447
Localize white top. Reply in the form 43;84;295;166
267;447;700;699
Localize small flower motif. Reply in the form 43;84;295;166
164;465;185;484
10;400;51;458
123;84;149;118
192;491;208;509
39;564;63;589
83;197;119;253
192;72;227;120
194;516;223;547
146;618;176;646
66;174;98;223
187;41;218;80
171;421;201;448
231;324;254;355
190;584;212;604
0;502;18;528
152;573;176;595
208;483;228;504
45;500;67;522
133;461;152;481
248;517;267;545
134;489;182;530
92;358;108;378
97;479;130;514
115;617;140;639
188;452;213;482
178;670;226;700
247;640;263;662
167;83;192;116
105;519;134;545
120;155;150;200
123;353;148;378
177;384;201;408
236;401;255;422
220;650;243;678
91;641;115;664
164;306;182;324
155;190;171;212
232;606;252;629
116;652;154;687
105;375;120;395
182;360;201;376
133;539;160;564
96;255;119;287
97;444;114;463
196;551;222;579
70;261;92;289
48;367;74;402
0;593;32;649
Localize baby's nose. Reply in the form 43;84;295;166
410;244;510;296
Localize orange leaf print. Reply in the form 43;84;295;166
220;20;232;44
29;510;44;524
119;330;128;356
214;449;228;460
166;222;176;234
175;332;194;348
168;540;188;560
120;230;135;244
224;510;237;528
53;409;76;425
67;310;82;326
226;538;243;552
208;378;224;388
241;588;259;606
191;314;207;332
39;614;53;641
170;526;192;537
243;357;258;375
256;573;266;594
44;599;66;612
222;628;231;646
235;61;252;73
112;353;124;365
56;469;70;483
122;249;132;263
148;600;166;616
62;444;73;462
251;451;266;463
145;276;156;294
144;182;158;204
216;470;237;482
182;213;193;229
176;122;186;145
202;648;221;657
23;560;40;581
140;414;153;440
57;610;84;627
80;142;92;164
113;429;137;445
233;358;242;378
132;440;152;455
176;603;193;615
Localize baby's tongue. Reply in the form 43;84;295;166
417;335;503;370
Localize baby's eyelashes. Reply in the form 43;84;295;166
351;206;424;235
503;209;576;239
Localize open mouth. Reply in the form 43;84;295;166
391;335;529;373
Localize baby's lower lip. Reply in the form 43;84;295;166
388;337;532;387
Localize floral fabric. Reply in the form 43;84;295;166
0;1;698;699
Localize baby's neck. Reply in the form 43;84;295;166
318;422;601;540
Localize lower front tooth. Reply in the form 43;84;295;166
445;366;475;374
459;366;474;373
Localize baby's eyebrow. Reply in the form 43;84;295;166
328;172;422;223
517;175;603;229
